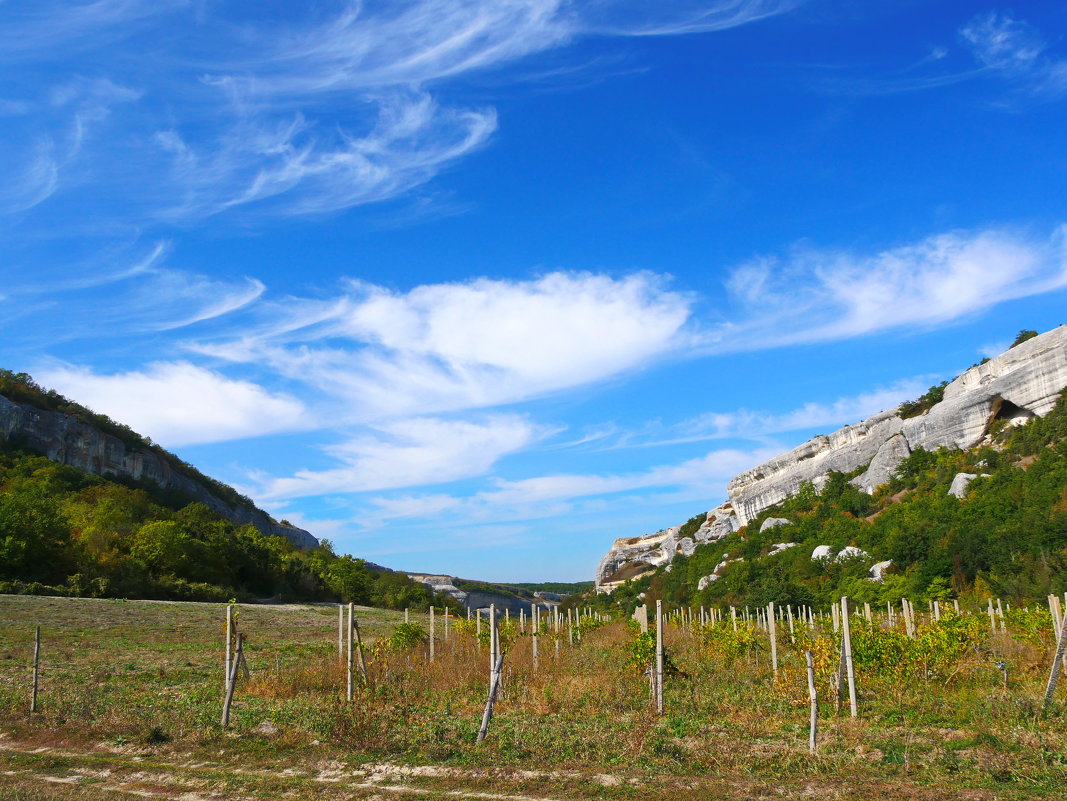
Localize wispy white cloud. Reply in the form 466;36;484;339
709;225;1067;351
0;139;59;213
0;1;799;222
191;271;692;420
674;377;932;442
817;10;1067;101
358;445;777;527
259;414;548;500
35;361;310;447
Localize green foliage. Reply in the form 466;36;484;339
898;380;949;419
0;443;458;612
388;622;428;650
1010;329;1038;348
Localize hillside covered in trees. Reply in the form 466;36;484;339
585;388;1067;615
0;370;462;612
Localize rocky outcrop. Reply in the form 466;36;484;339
760;517;791;532
595;501;740;592
948;472;990;498
594;326;1067;589
869;560;893;581
406;574;556;614
0;392;317;549
728;325;1067;524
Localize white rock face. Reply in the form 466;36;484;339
768;542;798;556
852;433;911;494
760;517;791;532
811;544;867;562
727;325;1067;524
595;502;740;591
593;326;1067;587
947;472;990;498
869;560;893;581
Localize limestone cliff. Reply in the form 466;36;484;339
0;392;318;549
595;325;1067;590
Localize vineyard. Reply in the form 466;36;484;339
1;593;1066;800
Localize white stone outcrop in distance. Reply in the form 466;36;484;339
594;326;1067;590
760;517;791;532
728;325;1067;524
948;472;990;498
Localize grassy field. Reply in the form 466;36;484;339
1;594;1065;800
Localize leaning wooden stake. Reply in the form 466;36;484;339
353;615;370;688
30;626;40;714
655;600;665;715
1042;612;1067;712
221;633;243;728
841;596;858;718
477;614;504;742
806;650;818;754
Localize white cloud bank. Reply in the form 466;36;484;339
260;415;548;500
35;362;310;447
193;271;692;421
712;225;1067;351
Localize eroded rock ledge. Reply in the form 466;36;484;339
595;325;1067;590
0;392;318;549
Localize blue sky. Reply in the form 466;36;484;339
2;1;1067;582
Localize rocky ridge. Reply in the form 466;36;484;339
0;392;318;549
595;325;1067;591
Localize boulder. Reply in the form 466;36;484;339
768;542;798;556
811;545;833;561
851;433;911;494
869;560;893;581
947;472;990;499
760;517;791;533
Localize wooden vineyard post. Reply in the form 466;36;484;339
863;602;872;623
346;603;355;701
987;599;997;636
841;597;858;718
554;608;560;658
831;602;840;633
405;607;409;624
338;604;344;662
768;601;778;676
531;604;539;671
429;606;436;662
476;609;504;743
221;633;243;729
655;600;664;715
30;626;40;714
224;604;233;695
996;598;1006;632
489;604;497;676
806;650;818;754
787;604;795;643
353;614;369;688
1042;612;1067;712
731;606;738;632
